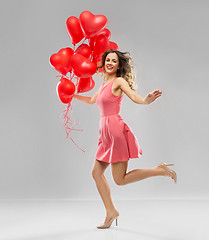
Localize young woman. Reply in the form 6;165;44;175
73;49;177;229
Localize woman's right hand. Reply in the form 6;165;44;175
73;94;92;104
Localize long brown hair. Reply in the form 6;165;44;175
97;49;137;91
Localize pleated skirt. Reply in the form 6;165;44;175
95;114;143;163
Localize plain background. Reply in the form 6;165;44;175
0;0;208;200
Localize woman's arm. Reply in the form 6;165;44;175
73;85;102;104
117;77;162;104
73;94;92;104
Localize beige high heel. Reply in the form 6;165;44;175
158;162;177;184
97;211;119;229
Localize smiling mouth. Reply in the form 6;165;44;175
106;66;113;70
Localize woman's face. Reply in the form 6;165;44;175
104;52;119;75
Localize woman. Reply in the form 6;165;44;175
73;49;177;229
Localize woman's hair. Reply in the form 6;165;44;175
97;49;137;91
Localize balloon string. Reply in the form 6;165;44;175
81;37;87;45
61;102;85;153
70;73;74;81
56;75;63;79
56;72;84;152
56;74;70;80
74;76;79;90
56;73;75;82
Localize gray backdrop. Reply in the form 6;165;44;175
0;0;208;199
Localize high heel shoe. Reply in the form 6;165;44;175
97;211;119;229
158;162;177;184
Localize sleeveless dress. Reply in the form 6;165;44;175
95;77;143;163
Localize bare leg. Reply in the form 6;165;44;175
111;161;174;185
123;167;170;184
92;159;118;223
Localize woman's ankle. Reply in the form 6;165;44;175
106;207;117;215
154;166;166;176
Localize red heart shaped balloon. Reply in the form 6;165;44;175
50;48;74;75
89;28;111;49
58;93;74;104
66;16;84;45
56;77;75;104
77;77;95;93
58;77;76;95
75;44;92;60
93;35;109;60
79;11;108;39
108;41;118;51
71;53;97;78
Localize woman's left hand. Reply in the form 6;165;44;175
143;90;162;105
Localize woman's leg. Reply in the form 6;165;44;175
92;159;118;222
111;161;173;185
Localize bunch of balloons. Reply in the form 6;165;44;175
49;11;118;152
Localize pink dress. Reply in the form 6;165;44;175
95;77;143;163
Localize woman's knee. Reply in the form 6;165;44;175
91;168;103;180
111;161;128;186
113;177;125;186
91;159;108;180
